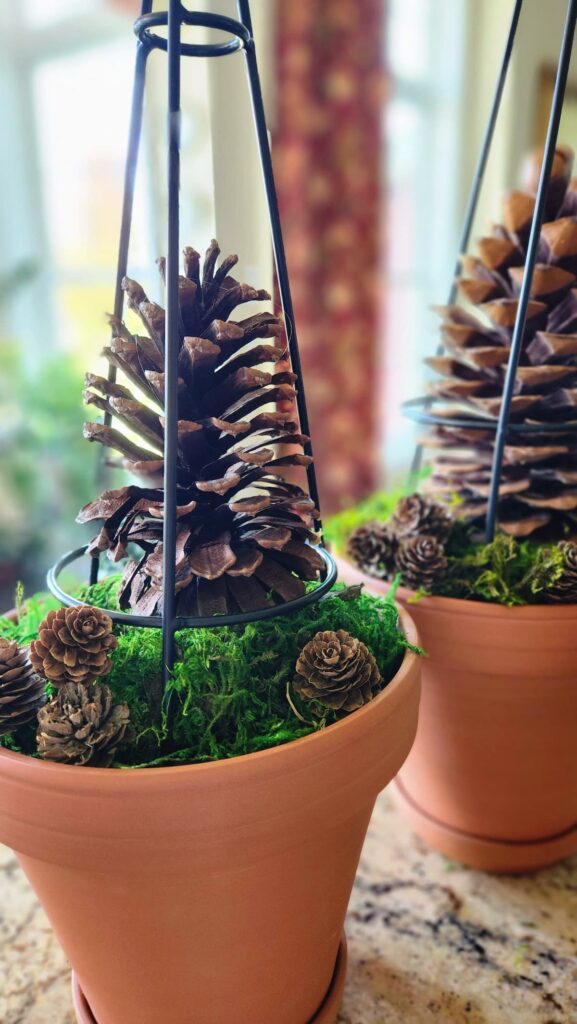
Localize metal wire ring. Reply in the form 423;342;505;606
403;396;577;435
47;545;339;630
134;11;251;58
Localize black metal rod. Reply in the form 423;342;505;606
409;0;524;485
485;0;577;541
161;0;182;688
91;3;152;588
236;0;323;527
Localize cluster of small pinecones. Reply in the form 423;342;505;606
0;606;129;767
347;493;452;591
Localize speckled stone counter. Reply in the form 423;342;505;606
2;791;576;1024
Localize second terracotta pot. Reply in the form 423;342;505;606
0;607;420;1024
335;555;577;873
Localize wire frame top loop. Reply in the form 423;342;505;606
134;9;251;57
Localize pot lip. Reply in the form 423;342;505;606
333;553;577;620
0;605;419;782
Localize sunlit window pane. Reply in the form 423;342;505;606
24;0;99;28
33;40;153;353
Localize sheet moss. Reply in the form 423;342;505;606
1;580;417;768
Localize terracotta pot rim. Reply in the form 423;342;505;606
334;555;577;620
0;606;419;783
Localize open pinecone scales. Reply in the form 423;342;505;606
423;145;577;538
79;240;323;616
0;639;45;736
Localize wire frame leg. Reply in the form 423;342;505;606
409;0;524;486
90;4;152;587
161;0;182;690
485;0;577;541
236;0;322;526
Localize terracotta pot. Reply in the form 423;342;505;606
0;608;420;1024
335;555;577;873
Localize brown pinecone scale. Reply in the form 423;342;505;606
78;240;323;619
390;494;453;544
347;521;397;578
0;639;46;736
421;145;577;538
546;539;577;601
37;681;130;767
395;535;447;591
293;629;382;712
30;606;117;688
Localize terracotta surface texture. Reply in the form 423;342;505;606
0;611;419;1024
334;555;577;872
2;791;576;1024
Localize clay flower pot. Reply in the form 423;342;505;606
335;555;577;874
0;608;420;1024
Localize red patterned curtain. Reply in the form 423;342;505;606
274;0;385;515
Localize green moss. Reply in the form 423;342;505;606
326;497;569;607
77;574;122;611
0;590;61;645
435;530;566;606
0;580;417;768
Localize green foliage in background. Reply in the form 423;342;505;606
325;489;403;555
0;341;98;571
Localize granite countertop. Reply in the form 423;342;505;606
2;791;576;1024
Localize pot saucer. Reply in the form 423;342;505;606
71;933;348;1024
393;778;577;874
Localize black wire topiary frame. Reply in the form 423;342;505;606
407;0;577;543
47;0;337;689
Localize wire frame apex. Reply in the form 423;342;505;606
47;0;336;691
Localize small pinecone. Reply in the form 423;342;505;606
0;639;46;736
293;629;382;712
37;681;130;767
395;535;447;591
30;606;117;688
347;522;397;578
546;540;577;602
390;493;453;544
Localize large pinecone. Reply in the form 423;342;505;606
37;681;130;767
78;240;323;617
293;629;382;712
546;539;577;601
395;535;447;591
347;521;397;578
390;494;453;543
422;144;577;538
30;606;117;688
0;640;45;736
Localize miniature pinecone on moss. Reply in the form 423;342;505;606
37;681;130;767
347;521;397;578
293;629;382;712
546;540;577;602
395;535;447;591
30;606;117;688
0;639;46;736
390;493;453;544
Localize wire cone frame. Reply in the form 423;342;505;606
47;0;336;689
407;0;577;542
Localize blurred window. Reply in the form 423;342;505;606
383;0;466;478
